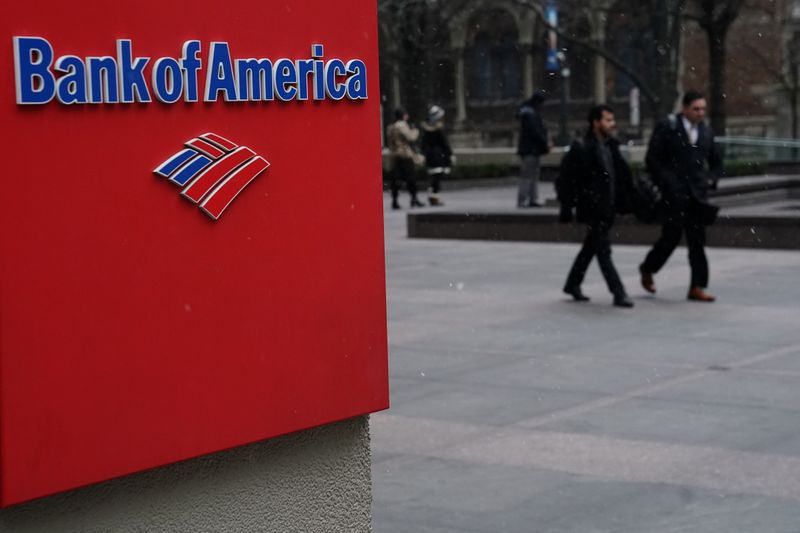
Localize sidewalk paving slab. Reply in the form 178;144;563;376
373;187;800;533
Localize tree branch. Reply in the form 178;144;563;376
509;0;661;107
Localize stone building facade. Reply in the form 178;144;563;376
379;0;794;147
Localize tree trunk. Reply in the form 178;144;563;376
707;28;728;135
649;0;683;122
791;64;799;140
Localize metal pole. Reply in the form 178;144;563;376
557;52;571;145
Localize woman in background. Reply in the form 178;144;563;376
421;105;454;207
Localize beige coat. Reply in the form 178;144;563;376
387;119;421;162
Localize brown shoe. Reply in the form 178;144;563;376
687;287;716;302
639;266;656;294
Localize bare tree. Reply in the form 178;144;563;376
378;0;471;119
512;0;687;121
741;1;800;138
686;0;747;134
380;0;687;126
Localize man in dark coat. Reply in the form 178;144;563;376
639;91;724;302
516;90;551;207
558;105;634;308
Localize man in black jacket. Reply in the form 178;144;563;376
558;105;634;308
517;91;551;207
639;91;723;302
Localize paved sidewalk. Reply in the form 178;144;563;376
372;187;800;533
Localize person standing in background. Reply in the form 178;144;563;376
386;108;424;209
516;90;551;208
421;105;453;207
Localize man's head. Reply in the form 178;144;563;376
394;107;408;122
530;90;547;108
682;91;707;124
588;105;616;138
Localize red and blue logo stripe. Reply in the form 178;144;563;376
154;133;269;220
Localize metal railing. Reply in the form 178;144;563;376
716;136;800;162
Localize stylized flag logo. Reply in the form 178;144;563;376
154;133;270;220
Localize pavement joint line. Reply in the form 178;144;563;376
512;341;800;431
392;341;764;374
371;413;800;503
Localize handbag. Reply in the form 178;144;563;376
690;199;720;226
631;174;662;224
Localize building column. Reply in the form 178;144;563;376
593;53;606;104
589;9;608;103
453;47;467;126
391;60;402;110
521;43;535;98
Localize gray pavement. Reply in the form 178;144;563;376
372;186;800;533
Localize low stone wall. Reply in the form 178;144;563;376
408;212;800;250
0;417;372;533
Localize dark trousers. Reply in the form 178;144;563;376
641;216;709;288
565;222;625;296
427;168;450;194
390;158;418;202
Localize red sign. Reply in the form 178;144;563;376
0;1;388;506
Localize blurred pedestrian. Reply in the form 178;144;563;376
558;105;634;308
386;107;424;209
516;90;551;208
421;105;453;207
639;91;723;302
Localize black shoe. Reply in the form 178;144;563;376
564;286;590;302
410;198;425;208
613;294;634;308
391;200;401;210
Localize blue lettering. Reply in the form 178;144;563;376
117;40;151;103
13;36;55;105
296;59;314;100
181;40;201;102
312;44;325;100
325;59;347;100
205;42;237;102
236;59;274;101
55;56;87;104
345;60;367;100
87;56;119;103
273;59;297;101
152;58;183;103
11;37;370;106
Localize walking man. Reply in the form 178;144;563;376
517;90;551;207
558;105;634;308
639;91;723;302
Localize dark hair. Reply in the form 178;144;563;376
393;107;407;121
587;104;614;125
530;90;547;106
682;91;705;107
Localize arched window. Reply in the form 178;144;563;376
467;9;521;102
